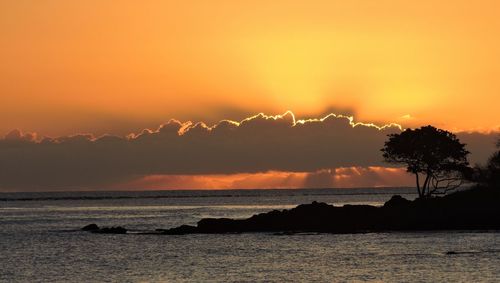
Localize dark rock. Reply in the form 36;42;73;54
161;225;198;235
92;226;127;234
383;195;411;208
81;224;99;231
159;186;500;235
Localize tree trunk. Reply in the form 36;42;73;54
422;173;431;197
415;173;422;198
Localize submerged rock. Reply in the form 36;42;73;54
160;225;198;235
92;226;127;234
81;224;99;231
81;224;127;234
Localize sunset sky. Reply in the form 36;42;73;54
0;1;499;191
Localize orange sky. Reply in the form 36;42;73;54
1;0;499;137
107;167;414;191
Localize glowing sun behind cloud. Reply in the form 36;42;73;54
0;0;499;137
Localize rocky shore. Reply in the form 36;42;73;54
82;186;500;235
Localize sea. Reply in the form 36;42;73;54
1;188;499;282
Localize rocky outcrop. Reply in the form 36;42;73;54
159;187;500;234
80;224;127;234
80;186;500;235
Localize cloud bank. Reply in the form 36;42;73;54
0;112;497;191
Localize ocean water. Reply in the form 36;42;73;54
1;188;499;282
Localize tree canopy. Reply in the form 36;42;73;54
381;125;470;198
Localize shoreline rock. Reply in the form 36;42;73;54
159;186;500;235
81;224;127;234
81;186;500;235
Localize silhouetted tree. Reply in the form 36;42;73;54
381;125;470;198
474;138;500;187
487;151;500;188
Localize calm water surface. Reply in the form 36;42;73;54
1;188;499;282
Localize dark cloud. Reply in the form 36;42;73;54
455;131;499;166
0;112;497;190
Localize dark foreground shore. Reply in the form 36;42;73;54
83;187;500;235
